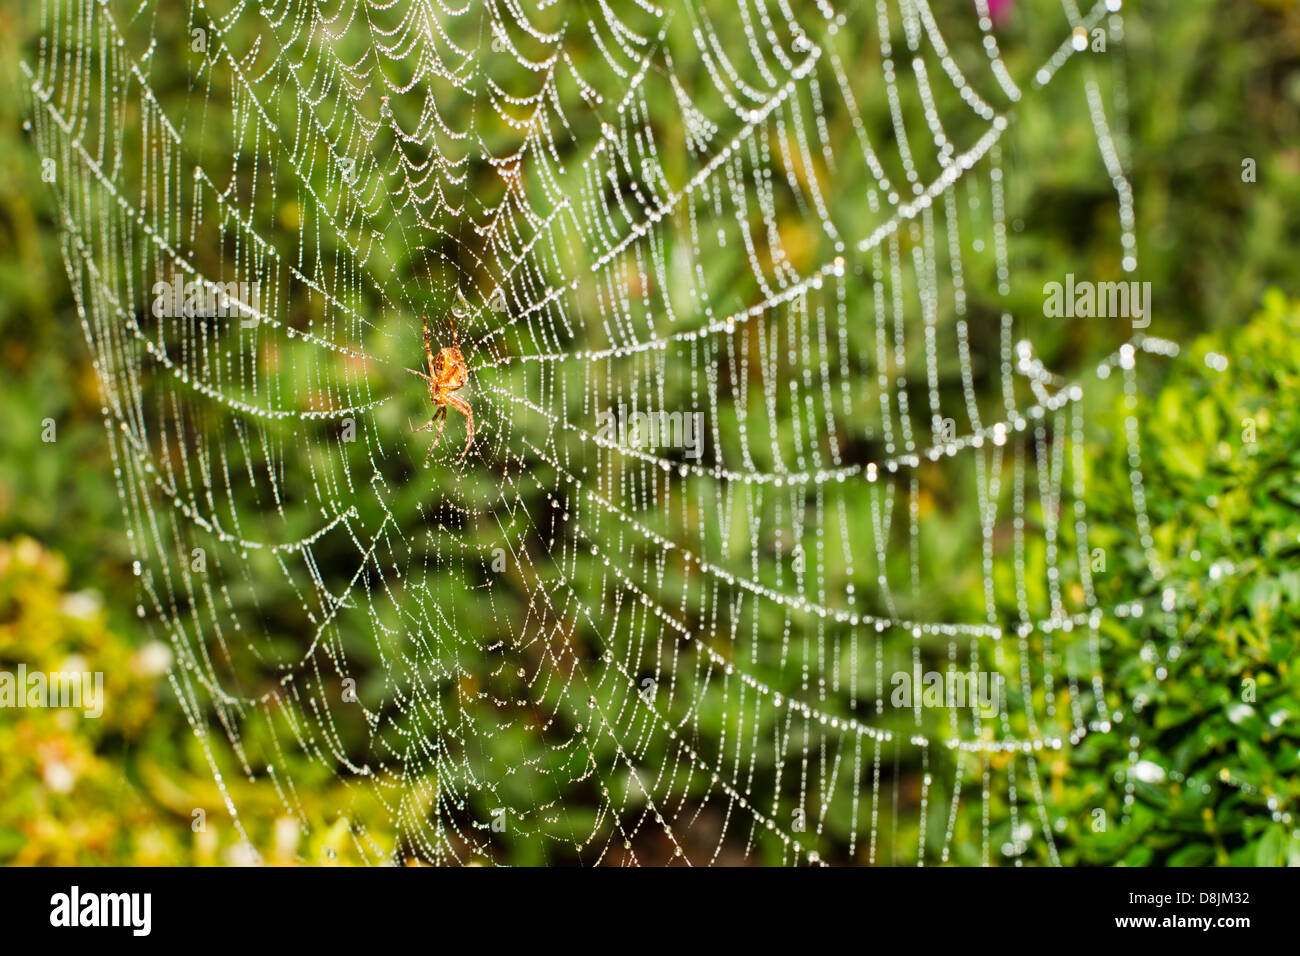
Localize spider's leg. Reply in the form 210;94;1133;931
406;367;433;382
445;394;474;461
423;313;437;377
424;406;448;464
413;407;442;433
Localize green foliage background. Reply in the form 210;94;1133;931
1;0;1299;865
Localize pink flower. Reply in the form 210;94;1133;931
983;0;1014;24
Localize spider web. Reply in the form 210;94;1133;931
23;0;1165;865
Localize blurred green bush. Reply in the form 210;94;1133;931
0;536;397;864
977;290;1300;866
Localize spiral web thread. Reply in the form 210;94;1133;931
24;0;1169;864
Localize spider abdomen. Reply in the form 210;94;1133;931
432;347;468;390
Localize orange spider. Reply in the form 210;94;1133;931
407;313;473;463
